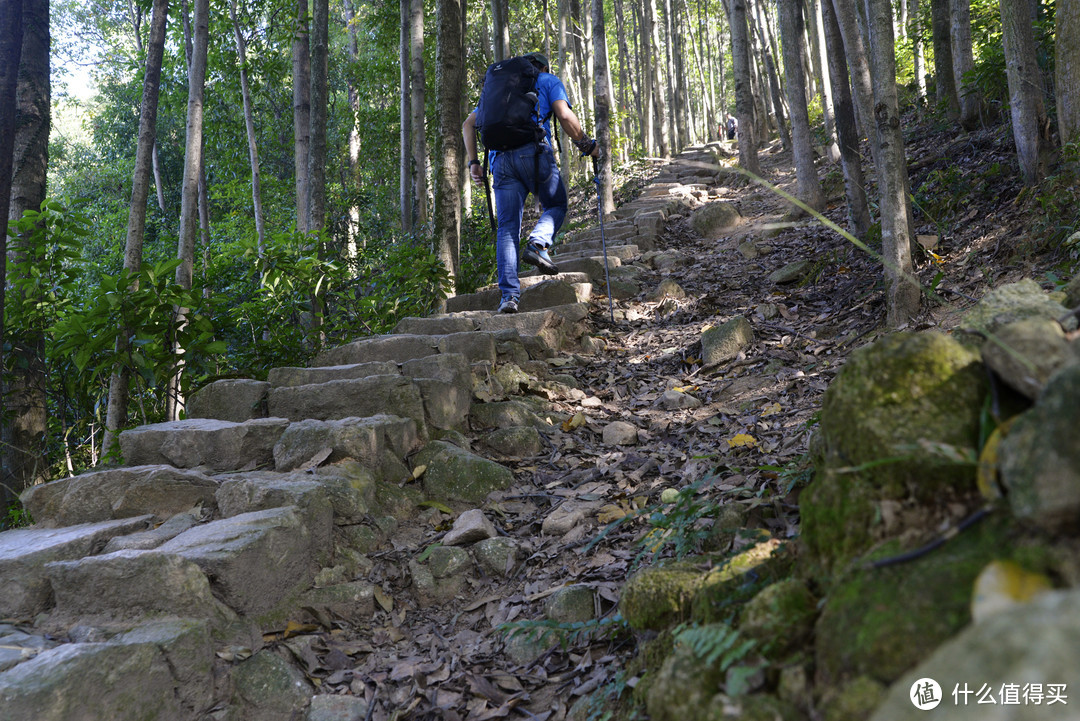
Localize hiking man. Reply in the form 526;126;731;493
463;51;599;314
725;113;738;141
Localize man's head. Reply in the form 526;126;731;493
524;52;550;73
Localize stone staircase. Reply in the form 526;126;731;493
0;145;729;721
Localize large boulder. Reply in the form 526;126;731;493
959;278;1073;338
272;415;419;478
0;619;214;721
870;589;1080;721
413;440;514;504
690;201;742;239
186;378;269;421
156;507;320;618
229;650;313;721
981;317;1075;399
267;375;427;429
1000;363;1080;533
0;516;153;619
44;550;236;629
21;465;219;527
119;418;290;472
801;331;987;572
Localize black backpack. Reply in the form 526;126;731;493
476;56;548;151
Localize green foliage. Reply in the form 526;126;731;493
914;166;971;221
499;613;629;651
1021;142;1080;255
1;502;32;531
638;481;721;565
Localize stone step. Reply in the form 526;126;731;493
0;516;154;619
552;244;640;264
312;333;441;368
446;278;590;314
187;379;269;422
120;417;290;472
270;414;420;479
0;619;215;721
567;224;638;244
21;465;219;528
156;506;322;618
268;360;400;388
557;235;647;255
521;255;622;283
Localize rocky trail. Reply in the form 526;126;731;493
3;132;1080;721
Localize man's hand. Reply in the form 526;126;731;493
469;161;485;185
574;136;599;158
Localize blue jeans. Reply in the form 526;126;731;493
491;142;567;302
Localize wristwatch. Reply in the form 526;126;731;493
468;159;481;168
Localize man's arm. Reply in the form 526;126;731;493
551;99;600;157
462;111;484;184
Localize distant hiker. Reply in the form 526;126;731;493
725;113;738;141
463;51;599;314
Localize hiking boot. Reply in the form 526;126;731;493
498;298;519;314
523;242;559;275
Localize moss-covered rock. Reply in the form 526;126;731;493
469;400;547;430
821;676;886;721
814;516;1022;690
693;540;795;624
1000;363;1080;533
701;317;754;367
480;426;544;459
413;440;514;504
801;331;987;572
710;694;807;721
645;643;727;721
959;279;1073;339
738;579;817;659
621;565;703;631
544;585;596;624
690;202;742;239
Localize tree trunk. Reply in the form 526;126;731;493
639;0;656;155
751;0;790;150
830;0;875;150
308;0;328;234
668;0;690;147
434;0;463;304
909;0;927;98
780;0;826;213
613;0;636;152
0;0;24;501
867;0;920;325
491;0;509;61
950;0;980;128
646;0;670;155
1000;0;1052;184
931;0;960;119
293;0;311;233
811;0;841;161
410;0;428;228
559;0;573;171
102;0;169;461
593;0;616;214
170;0;208;420
230;0;266;256
660;0;679;150
5;0;49;495
1057;0;1080;144
344;0;361;255
400;0;412;232
822;0;871;237
731;0;761;173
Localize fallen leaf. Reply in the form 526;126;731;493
412;464;427;479
562;412;587;432
374;587;394;613
727;433;757;448
761;402;782;417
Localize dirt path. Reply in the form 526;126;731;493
294;144;904;721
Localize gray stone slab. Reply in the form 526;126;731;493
402;351;472;385
156;507;318;617
0;620;213;721
186;379;269;422
268;361;400;388
0;516;153;619
392;316;480;335
267;375;426;431
22;465;219;528
120;418;290;472
313;334;438;367
272;415;420;476
434;334;498;364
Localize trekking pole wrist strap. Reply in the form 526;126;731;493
574;137;597;156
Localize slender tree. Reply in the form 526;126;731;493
344;0;361;254
170;0;208;420
640;0;657;155
867;0;920;325
751;0;790;150
647;0;670;155
931;0;960;119
1057;0;1080;144
593;0;615;214
1000;0;1052;184
308;0;328;234
491;0;509;61
400;0;412;232
293;0;311;233
909;0;927;99
230;0;266;256
410;0;428;227
830;0;875;151
731;0;761;173
821;0;871;237
779;0;825;213
950;0;980;128
102;0;169;462
5;0;49;494
0;0;24;502
434;0;464;303
811;0;840;161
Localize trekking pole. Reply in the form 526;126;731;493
592;156;615;324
